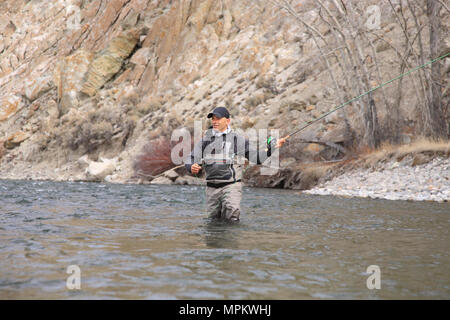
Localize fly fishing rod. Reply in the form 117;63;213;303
267;52;450;149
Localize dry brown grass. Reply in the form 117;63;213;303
291;138;450;189
296;161;339;189
361;137;450;166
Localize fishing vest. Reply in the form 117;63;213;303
185;128;273;187
201;128;246;187
185;128;247;187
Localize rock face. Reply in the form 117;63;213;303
4;131;29;149
0;95;24;121
81;29;141;97
0;0;448;192
54;50;95;115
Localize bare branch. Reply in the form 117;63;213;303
269;0;343;104
270;0;326;42
436;0;450;13
297;138;348;155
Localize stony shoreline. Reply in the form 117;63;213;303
0;153;448;203
302;156;449;203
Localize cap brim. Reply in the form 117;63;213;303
207;112;221;118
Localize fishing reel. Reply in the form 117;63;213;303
265;136;278;152
265;135;290;151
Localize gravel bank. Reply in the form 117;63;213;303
303;157;449;202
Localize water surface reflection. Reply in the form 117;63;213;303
0;180;448;299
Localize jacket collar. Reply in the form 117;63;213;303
213;126;231;137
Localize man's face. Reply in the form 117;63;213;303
211;115;230;132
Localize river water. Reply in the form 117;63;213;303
0;179;448;299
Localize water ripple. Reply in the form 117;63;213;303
0;179;448;299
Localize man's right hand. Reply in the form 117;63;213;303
191;163;202;175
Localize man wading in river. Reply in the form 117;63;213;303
184;107;287;222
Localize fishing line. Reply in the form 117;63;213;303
267;52;450;147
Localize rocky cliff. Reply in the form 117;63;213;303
0;0;448;186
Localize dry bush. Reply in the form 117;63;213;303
0;140;5;160
241;117;255;129
286;64;313;86
66;120;114;152
255;75;277;92
55;103;134;153
133;137;187;178
136;101;160;115
135;96;165;116
225;96;233;108
119;91;140;106
134;109;193;178
245;93;265;108
263;91;275;102
279;100;307;113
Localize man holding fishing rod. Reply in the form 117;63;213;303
183;52;449;223
184;107;288;223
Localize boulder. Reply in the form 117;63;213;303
150;176;173;185
174;175;206;185
163;168;179;181
85;157;118;181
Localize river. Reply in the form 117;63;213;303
0;179;448;299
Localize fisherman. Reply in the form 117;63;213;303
184;107;287;222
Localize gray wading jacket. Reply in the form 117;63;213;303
184;127;273;187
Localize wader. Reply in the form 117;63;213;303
206;182;242;221
185;127;272;222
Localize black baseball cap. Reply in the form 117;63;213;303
207;107;230;119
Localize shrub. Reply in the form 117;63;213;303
279;100;306;113
67;120;114;152
56;103;126;153
255;76;279;94
245;93;265;108
133;137;176;178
